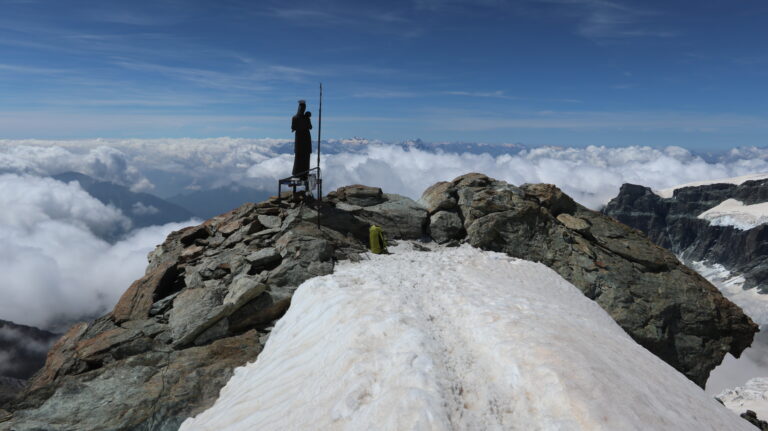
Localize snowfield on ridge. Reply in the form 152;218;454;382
181;245;749;431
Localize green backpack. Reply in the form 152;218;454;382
369;225;387;254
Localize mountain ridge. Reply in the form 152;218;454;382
2;173;756;430
604;179;768;296
52;172;194;240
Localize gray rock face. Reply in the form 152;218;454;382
425;173;757;387
333;184;386;207
604;180;768;293
325;185;428;240
429;211;464;243
419;181;457;214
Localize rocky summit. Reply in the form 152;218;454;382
2;174;757;430
604;179;768;293
422;174;756;387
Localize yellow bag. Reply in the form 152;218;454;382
369;225;387;254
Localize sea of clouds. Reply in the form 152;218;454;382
2;138;768;330
0;174;195;330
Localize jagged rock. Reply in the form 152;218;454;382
257;214;281;229
360;195;427;239
438;174;757;387
246;247;281;270
521;182;577;216
7;331;263;431
330;184;385;207
419;181;457;214
327;186;428;240
604;180;768;293
149;292;180;317
429;211;464;243
454;172;491;188
112;262;184;323
169;286;230;347
26;322;88;393
556;213;590;233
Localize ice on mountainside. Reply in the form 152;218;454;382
698;199;768;230
692;261;768;328
182;245;749;431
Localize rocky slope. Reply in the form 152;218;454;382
603;179;768;295
2;174;756;430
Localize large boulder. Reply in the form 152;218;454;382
423;173;757;387
326;185;428;240
429;211;464;243
419;181;457;214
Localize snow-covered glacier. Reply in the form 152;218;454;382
181;245;749;430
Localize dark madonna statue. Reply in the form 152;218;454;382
291;99;312;179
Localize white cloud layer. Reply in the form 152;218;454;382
4;138;768;209
2;138;768;331
247;144;768;209
0;144;152;192
0;174;196;330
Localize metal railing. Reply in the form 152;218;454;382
277;167;322;202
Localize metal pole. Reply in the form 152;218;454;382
317;83;322;183
317;83;323;228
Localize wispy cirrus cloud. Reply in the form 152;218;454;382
426;109;768;132
268;8;345;24
0;63;73;75
110;60;283;92
263;4;418;36
528;0;675;39
443;90;517;99
352;90;422;99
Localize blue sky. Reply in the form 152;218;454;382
1;0;767;149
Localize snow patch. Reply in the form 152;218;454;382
718;378;768;422
696;260;768;407
182;245;748;431
655;173;768;198
689;261;768;326
697;199;768;230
